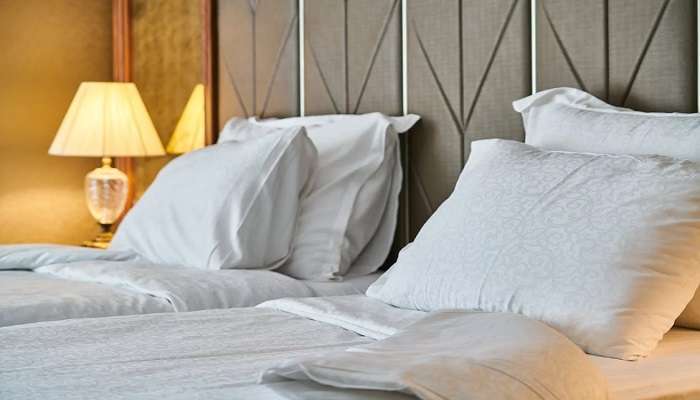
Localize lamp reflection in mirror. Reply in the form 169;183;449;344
49;82;165;248
167;84;206;154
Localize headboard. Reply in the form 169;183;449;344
211;0;698;247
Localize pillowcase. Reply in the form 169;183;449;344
111;120;316;270
220;113;419;281
513;87;700;161
368;139;700;360
514;87;700;329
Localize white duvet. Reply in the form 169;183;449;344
0;295;608;400
0;245;370;327
264;311;607;400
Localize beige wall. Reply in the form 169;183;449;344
131;0;203;196
0;0;113;244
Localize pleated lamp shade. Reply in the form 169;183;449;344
49;82;165;157
166;84;206;154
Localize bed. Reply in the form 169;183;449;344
0;113;413;328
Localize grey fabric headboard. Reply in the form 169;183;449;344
214;0;698;248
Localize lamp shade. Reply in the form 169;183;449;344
166;84;206;154
49;82;165;157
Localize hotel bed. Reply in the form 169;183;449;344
0;112;415;328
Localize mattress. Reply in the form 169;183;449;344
591;328;700;400
0;266;380;328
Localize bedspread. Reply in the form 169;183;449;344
0;295;608;400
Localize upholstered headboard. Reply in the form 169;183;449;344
211;0;698;248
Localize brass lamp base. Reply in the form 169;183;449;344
82;224;113;249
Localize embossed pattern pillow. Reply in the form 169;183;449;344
368;139;700;360
514;87;700;330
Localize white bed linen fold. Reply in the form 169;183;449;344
0;271;173;327
0;244;139;270
38;261;315;312
259;295;424;339
0;295;609;400
262;311;608;400
0;304;374;400
0;245;382;328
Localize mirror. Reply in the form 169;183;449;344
129;0;206;196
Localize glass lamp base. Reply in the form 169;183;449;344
84;157;129;247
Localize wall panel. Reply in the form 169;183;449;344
217;0;299;126
304;0;402;115
406;0;531;238
608;0;697;112
536;0;608;98
213;0;698;246
537;0;697;111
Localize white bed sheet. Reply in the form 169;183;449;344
1;294;694;399
0;271;173;327
0;297;383;400
0;265;380;328
591;328;700;400
0;295;610;400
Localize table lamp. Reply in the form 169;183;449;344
166;84;206;154
49;82;165;247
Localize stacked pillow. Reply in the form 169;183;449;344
113;113;419;281
220;113;420;280
514;87;700;330
368;87;700;361
368;139;700;360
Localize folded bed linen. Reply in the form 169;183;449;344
0;270;173;327
0;295;608;400
0;245;381;327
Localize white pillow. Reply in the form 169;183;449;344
111;120;316;270
220;113;419;281
513;87;700;162
368;139;700;360
514;87;700;329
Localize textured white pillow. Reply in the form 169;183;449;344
514;87;700;329
111;120;316;270
513;87;700;161
221;113;419;281
368;139;700;360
